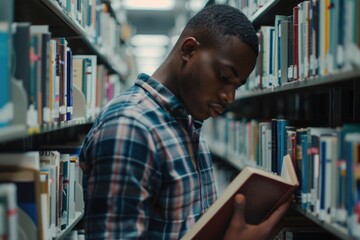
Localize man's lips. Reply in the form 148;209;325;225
209;103;225;117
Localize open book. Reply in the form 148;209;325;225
182;154;299;240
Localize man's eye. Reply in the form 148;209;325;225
219;73;229;82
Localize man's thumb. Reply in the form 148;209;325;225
230;194;246;227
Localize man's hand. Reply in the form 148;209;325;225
223;194;292;240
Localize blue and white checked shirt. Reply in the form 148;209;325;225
79;73;217;239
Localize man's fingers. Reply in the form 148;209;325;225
262;196;292;228
229;194;246;228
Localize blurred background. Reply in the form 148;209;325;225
112;0;225;80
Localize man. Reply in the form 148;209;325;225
79;4;292;239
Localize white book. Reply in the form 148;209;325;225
0;183;17;240
68;160;76;220
39;151;60;237
0;152;39;170
72;55;97;120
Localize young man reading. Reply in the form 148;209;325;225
79;4;292;239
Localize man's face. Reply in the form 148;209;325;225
178;36;257;121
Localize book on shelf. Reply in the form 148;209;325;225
13;22;31;96
0;152;46;240
278;19;290;85
292;5;299;80
66;47;73;121
181;154;299;240
0;183;17;240
344;133;360;237
319;134;338;223
54;37;68;123
39;150;60;237
72;55;97;120
274;15;287;87
0;0;13;128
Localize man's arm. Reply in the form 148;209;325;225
80;117;161;239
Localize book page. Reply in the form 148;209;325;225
280;154;298;185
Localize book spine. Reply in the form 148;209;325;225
277;120;288;174
66;48;73;121
293;6;299;80
57;38;67;123
0;0;13;127
0;183;17;240
42;33;51;125
0;27;11;127
301;133;309;209
271;119;278;174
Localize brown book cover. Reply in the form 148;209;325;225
182;155;299;240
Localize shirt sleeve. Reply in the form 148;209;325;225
79;116;161;239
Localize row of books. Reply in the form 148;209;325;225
0;149;84;240
13;22;120;127
54;0;122;59
4;24;121;131
204;116;360;238
244;0;360;91
0;0;123;135
212;154;338;240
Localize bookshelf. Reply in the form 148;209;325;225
205;0;360;240
14;0;125;77
0;0;127;239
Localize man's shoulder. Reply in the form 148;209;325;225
99;88;166;127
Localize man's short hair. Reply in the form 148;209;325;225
182;4;258;56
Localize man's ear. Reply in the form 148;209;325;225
180;37;200;62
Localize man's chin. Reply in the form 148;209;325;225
189;112;207;121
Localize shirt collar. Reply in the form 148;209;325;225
135;73;191;120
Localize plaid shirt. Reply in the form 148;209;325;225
79;73;217;239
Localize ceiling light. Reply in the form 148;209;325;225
123;0;175;10
131;34;170;47
133;46;167;58
187;0;207;12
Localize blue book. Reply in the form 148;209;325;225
336;125;360;225
0;31;10;127
269;28;275;86
271;119;278;174
277;119;288;174
66;48;73;121
337;0;345;68
301;133;309;210
0;0;13;127
344;132;360;231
